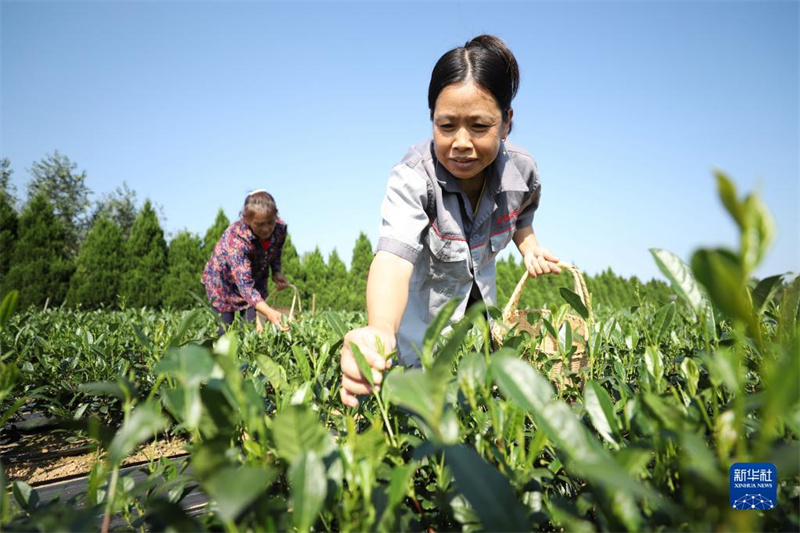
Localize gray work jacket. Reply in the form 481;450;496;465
376;139;541;366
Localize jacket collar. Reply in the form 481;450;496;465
234;219;257;241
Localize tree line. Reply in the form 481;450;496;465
0;152;672;313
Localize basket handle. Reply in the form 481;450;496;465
501;262;593;324
265;283;302;321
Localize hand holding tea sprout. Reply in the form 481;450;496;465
339;251;410;407
255;301;289;334
340;326;395;407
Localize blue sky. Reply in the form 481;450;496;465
2;0;798;282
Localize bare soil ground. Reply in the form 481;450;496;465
3;432;187;484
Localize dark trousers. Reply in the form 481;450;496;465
216;307;257;336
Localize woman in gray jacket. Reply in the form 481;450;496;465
340;35;561;407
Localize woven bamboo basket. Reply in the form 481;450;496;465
491;263;593;385
263;284;302;322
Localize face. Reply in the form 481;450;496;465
432;81;511;182
247;208;277;240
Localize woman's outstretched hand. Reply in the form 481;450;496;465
272;272;290;291
265;306;289;331
523;247;562;278
340;326;395;407
257;306;289;333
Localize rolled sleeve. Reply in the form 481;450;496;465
515;162;541;230
377;165;430;263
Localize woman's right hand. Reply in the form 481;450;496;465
262;306;289;332
340;326;395;407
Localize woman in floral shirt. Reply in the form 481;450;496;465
202;190;290;334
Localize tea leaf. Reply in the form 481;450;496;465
560;288;589;320
691;248;754;330
289;451;327;533
444;445;531;532
383;369;438;429
0;290;18;328
421;298;460;368
0;463;8;523
349;342;375;388
680;358;699;398
324;311;348;339
584;380;622;448
644;347;664;392
752;274;784;315
108;401;167;465
716;171;744;228
652;302;676;344
167;308;202;348
558;320;573;355
12;481;38;512
203;465;277;523
0;362;20;405
292;345;312;382
271;405;336;463
490;354;553;412
650;248;706;319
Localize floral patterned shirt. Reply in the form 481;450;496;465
202;218;287;312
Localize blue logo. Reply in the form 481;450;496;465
730;462;777;510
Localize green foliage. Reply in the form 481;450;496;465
348;232;373;311
0;158;15;201
66;217;125;309
0;191;18;290
202;208;229;256
1;160;21;286
91;182;139;240
280;233;303;287
3;193;73;308
326;249;348;310
300;247;327;310
162;230;205;309
1;172;796;533
121;200;167;308
26;151;91;257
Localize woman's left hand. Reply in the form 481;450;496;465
523;247;562;278
273;272;290;290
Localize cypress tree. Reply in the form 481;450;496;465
610;269;628;309
280;233;303;287
92;182;138;240
121;200;167;308
162;231;206;309
0;196;18;291
301;248;327;311
0;158;18;291
27;151;91;257
326;249;348;310
66;217;125;308
4;193;73;308
0;158;15;199
643;279;671;304
203;208;230;256
348;232;373;311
